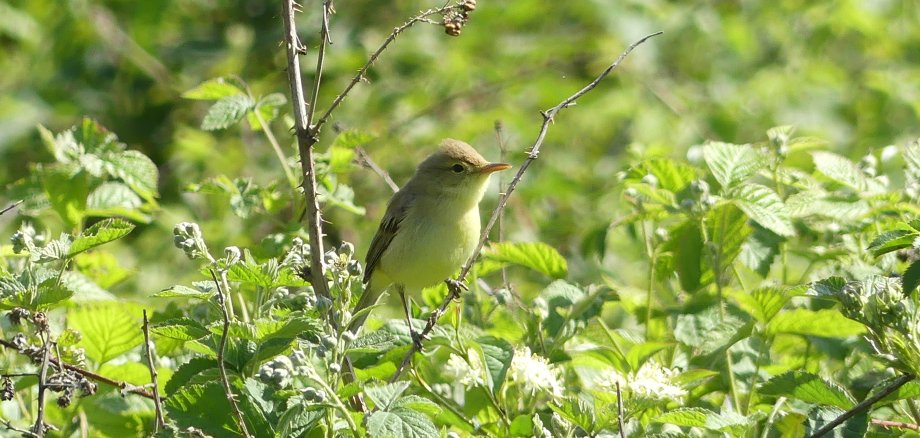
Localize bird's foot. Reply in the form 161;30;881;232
445;279;468;300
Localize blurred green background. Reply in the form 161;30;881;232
2;0;919;297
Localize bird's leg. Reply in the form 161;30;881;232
444;278;468;300
398;286;425;350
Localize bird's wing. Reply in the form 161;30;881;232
363;189;412;284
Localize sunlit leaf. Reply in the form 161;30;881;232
702;141;766;188
481;242;567;279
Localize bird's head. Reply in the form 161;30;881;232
414;139;511;202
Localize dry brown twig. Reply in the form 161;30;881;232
872;419;920;431
388;31;664;383
32;341;52;437
210;269;252;438
142;310;165;432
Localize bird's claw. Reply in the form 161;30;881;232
445;279;468;300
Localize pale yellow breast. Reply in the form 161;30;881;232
378;204;480;292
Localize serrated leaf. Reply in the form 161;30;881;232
662;220;703;292
152;318;210;341
655;407;707;427
807;277;847;298
477;336;513;394
805;406;867;437
69;302;144;365
85;182;149;222
101;150;159;203
41;165;88;229
760;372;856;409
812;151;885;194
729;183;795;237
702;141;766;188
202;94;254;130
165;383;238;436
155;284;213;300
906;139;920;187
704;203;751;283
767;308;865;337
732;287;789;323
331;130;375;149
625;158;697;192
367;408;438;438
740;226;783;277
392;395;442;416
549;398;597;434
365;381;410;410
867;229;916;257
903;259;920;295
277;404;324;438
674;307;747;355
348;330;398;354
68;218;135;256
481;242;567;279
165;357;218;396
183;77;245;100
60;271;117;302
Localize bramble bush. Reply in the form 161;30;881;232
2;1;920;437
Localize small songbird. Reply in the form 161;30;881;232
348;139;511;345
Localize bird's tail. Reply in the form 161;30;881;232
347;275;386;334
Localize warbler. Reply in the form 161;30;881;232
348;139;511;345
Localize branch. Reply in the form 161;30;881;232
210;270;252;438
142;310;165;432
872;419;920;431
31;341;51;437
355;147;399;193
808;374;914;438
0;200;22;216
282;0;332;302
388;31;664;382
1;418;36;438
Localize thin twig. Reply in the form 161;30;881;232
307;1;333;126
808;374;915;437
142;310;165;432
355;147;399;193
32;341;52;437
210;270;252;438
1;418;36;438
494;121;510;291
388;31;664;382
616;381;626;438
311;4;460;135
871;419;920;431
0;200;22;216
282;0;332;302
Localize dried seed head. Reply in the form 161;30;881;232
461;0;477;12
8;308;29;326
1;377;13;401
32;312;49;332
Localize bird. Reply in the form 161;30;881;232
347;139;511;346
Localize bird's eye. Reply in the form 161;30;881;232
451;164;465;173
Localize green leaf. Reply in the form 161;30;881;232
662;220;704;292
732;287;790;323
68;218;135;256
366;408;438;438
740;226;783;277
674;307;747;355
348;330;398;354
164;357;218;396
760;371;856;409
60;271;117;302
539;281;609;337
729;183;795;237
625;158;697;192
102;150;160;203
903;259;920;295
41;166;88;228
202;94;254;130
85;182;149;222
549;398;596;434
477;336;513;394
392;395;442;416
704;203;751;282
867;229;916;257
654;407;707;427
812;151;886;194
155;284;213;300
766;308;865;337
277;404;324;438
481;242;567;279
331;130;375;149
906;139;920;185
183;77;245;100
702;141;766;188
68;302;144;365
365;381;410;410
806;406;868;438
152;318;210;341
165;383;238;436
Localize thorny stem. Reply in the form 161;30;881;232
388;31;664;382
808;374;914;437
0;418;36;438
355;147;399;193
210;270;253;438
142;310;165;432
31;341;51;437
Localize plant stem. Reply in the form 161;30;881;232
142;310;165;432
253;109;298;191
807;374;915;437
209;270;253;438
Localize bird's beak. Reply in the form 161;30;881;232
477;162;512;174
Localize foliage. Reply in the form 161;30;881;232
1;0;920;437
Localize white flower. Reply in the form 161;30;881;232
508;347;563;398
598;361;686;402
443;348;486;388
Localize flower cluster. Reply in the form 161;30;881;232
507;347;563;399
444;348;487;388
598;361;686;402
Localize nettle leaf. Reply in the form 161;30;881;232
86;182;149;222
41;165;88;229
155;284;213;300
703;203;751;283
812;151;886;194
674;307;747;355
367;408;438;438
702;141;766;188
31;233;73;263
477;336;514;394
761;371;856;409
101;150;159;203
61;271;117;302
332;130;375;149
807;277;847;298
766;308;865;337
540;281;609;337
165;382;238;436
69;302;144;365
366;381;410;410
662;220;704;292
903;259;920;295
68;218;135;256
392;395;441;416
732;287;790;323
277;404;324;438
867;228;917;257
655;407;753;434
740;226;783;277
152;318;210;341
806;406;868;437
728;183;795;237
201;94;255;131
625;158;698;193
550;398;596;434
481;242;567;279
348;330;398;354
183;77;245;100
